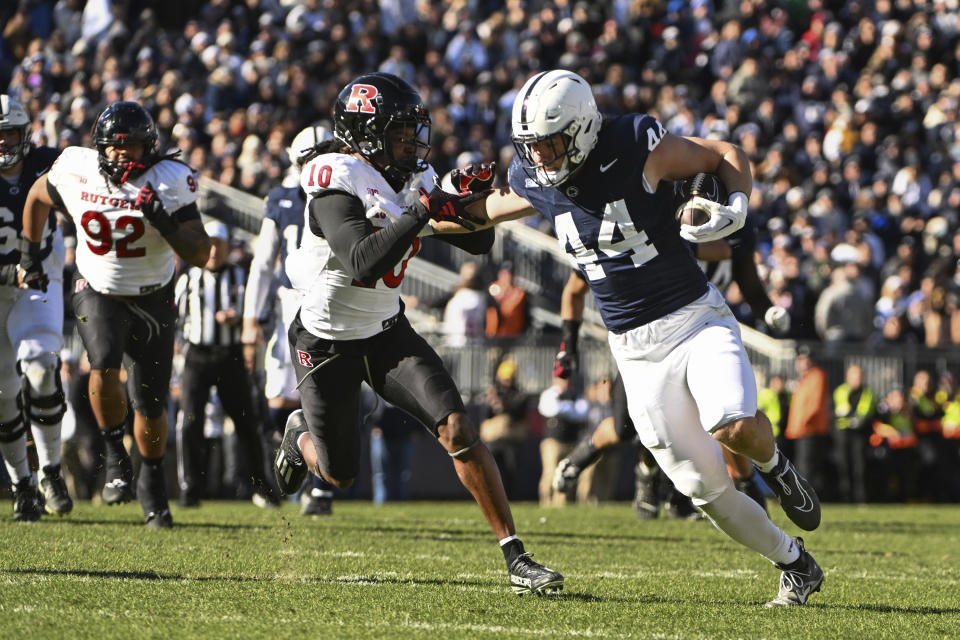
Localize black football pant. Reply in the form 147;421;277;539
178;344;266;501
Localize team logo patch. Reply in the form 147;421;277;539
75;278;88;293
345;84;378;114
297;350;313;367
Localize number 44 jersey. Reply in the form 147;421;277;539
47;146;199;296
508;114;708;333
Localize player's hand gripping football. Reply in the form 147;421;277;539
416;176;489;231
441;162;496;194
17;237;49;293
135;181;177;236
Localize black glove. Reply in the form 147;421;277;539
552;319;581;379
412;177;489;231
447;162;496;194
135;181;177;236
17;237;48;292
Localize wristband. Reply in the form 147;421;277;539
727;191;748;215
561;319;581;354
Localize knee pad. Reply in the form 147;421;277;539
0;396;26;442
19;355;66;426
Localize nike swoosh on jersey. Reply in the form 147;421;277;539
599;159;618;172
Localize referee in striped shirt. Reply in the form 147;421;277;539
174;221;277;507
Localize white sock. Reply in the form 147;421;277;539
31;422;62;471
499;535;518;547
699;484;800;566
0;433;31;483
754;448;780;473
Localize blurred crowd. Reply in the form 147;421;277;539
7;1;960;345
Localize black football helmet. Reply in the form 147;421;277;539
333;73;431;181
92;101;159;184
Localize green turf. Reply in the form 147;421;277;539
1;500;958;639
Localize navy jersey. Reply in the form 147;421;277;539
263;182;305;289
0;146;59;265
509;114;707;332
694;215;758;292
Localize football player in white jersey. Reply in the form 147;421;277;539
455;69;824;606
0;94;71;520
20;101;211;528
242;124;337;515
272;73;564;595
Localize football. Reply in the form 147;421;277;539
674;173;727;227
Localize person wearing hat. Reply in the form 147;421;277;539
174;220;278;509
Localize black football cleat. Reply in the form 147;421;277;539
508;553;564;595
40;465;73;515
273;410;309;495
12;477;43;522
765;537;824;607
102;450;135;505
757;455;821;531
144;508;174;529
300;487;333;515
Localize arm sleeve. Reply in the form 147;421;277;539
733;252;772;320
243;217;281;320
431;227;495;255
171;202;201;223
309;191;428;285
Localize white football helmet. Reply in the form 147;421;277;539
288;124;332;167
0;94;31;169
511;70;601;186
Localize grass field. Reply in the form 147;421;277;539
1;500;958;639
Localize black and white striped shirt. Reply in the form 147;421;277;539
175;264;247;347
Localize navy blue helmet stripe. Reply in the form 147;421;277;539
518;71;550;133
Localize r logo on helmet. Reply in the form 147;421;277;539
345;84;378;114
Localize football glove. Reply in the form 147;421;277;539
441;162;496;194
678;193;747;243
17;237;48;292
552;319;581;379
764;305;791;333
552;458;580;493
412;177;489;231
553;341;579;379
135;181;178;236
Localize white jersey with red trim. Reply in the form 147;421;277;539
288;152;435;341
47;146;199;296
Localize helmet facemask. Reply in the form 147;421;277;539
93;102;159;185
513;122;587;187
511;70;601;187
0;95;31;170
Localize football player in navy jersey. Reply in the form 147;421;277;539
242;124;338;516
272;73;563;595
0;94;72;520
465;69;823;606
553;209;792;516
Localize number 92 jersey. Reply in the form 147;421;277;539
47;146;199;296
291;152;436;341
508;114;708;333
